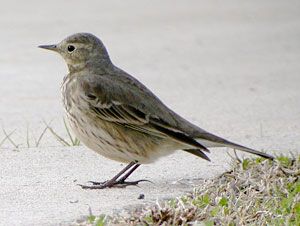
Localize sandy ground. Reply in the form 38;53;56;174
0;0;299;225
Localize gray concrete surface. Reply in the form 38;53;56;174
0;0;299;225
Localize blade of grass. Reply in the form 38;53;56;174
0;129;16;147
47;126;71;146
35;125;49;147
74;138;80;146
63;117;76;145
26;123;30;148
2;128;19;148
63;118;80;146
43;120;70;146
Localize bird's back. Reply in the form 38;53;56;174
92;66;213;138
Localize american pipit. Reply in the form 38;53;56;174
39;33;273;189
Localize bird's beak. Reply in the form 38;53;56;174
38;44;58;51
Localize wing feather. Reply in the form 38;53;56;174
85;93;208;151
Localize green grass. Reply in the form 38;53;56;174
45;118;80;146
0;128;17;148
0;118;80;149
83;155;300;226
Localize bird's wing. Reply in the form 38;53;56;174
79;73;273;160
79;74;210;152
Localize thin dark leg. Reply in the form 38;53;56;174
86;161;136;185
115;163;151;186
79;161;147;189
104;161;136;184
118;164;141;182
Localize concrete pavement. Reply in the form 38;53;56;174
0;0;299;225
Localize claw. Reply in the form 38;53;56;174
78;179;150;190
118;179;153;185
78;183;107;189
78;161;145;190
87;180;106;185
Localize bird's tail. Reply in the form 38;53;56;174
196;136;274;160
219;141;274;160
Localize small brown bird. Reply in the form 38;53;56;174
39;33;273;189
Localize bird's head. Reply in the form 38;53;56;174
39;33;111;73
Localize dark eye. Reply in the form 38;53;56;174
67;45;75;52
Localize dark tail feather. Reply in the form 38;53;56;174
196;133;274;160
183;149;211;161
224;141;274;160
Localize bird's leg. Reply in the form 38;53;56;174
87;161;136;186
79;161;147;189
115;163;151;186
117;164;141;183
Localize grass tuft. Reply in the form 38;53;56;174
44;119;80;147
0;119;80;149
77;155;300;226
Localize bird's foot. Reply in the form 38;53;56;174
87;180;106;185
78;179;150;189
